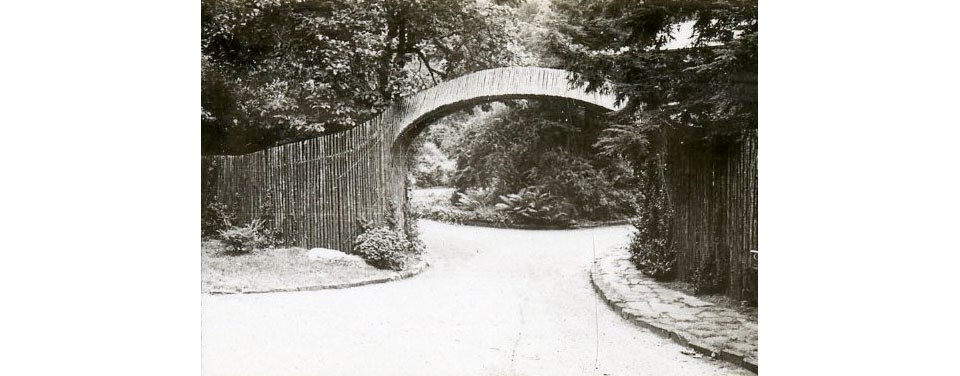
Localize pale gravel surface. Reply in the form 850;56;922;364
202;220;751;375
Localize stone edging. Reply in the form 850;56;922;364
206;258;430;295
590;251;758;373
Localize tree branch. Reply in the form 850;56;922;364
414;50;447;84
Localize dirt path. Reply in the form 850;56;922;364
201;220;751;375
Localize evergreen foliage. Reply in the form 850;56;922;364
549;0;758;278
628;152;676;280
548;0;758;135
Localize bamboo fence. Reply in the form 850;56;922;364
666;128;759;302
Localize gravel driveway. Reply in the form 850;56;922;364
202;220;750;375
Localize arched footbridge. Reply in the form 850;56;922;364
204;67;624;250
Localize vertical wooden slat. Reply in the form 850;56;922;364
324;137;333;248
292;143;300;245
343;130;354;249
334;131;343;250
308;140;316;248
319;138;328;248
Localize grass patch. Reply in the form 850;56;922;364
201;240;419;293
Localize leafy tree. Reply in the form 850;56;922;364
202;0;527;154
548;0;758;137
512;0;564;67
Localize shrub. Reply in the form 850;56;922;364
628;180;677;280
353;197;424;270
691;253;725;295
202;200;235;239
218;219;269;254
401;198;426;256
201;194;284;245
629;234;676;280
452;187;496;211
494;186;570;225
416;205;511;226
533;151;638;221
352;227;410;271
255;190;285;247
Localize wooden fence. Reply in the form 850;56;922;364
202;122;405;250
665;128;759;302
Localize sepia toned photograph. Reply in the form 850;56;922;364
200;0;758;374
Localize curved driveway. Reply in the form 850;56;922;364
202;220;749;375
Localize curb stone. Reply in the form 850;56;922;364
206;258;430;295
590;250;758;374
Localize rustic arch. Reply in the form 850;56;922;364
380;67;623;150
204;67;623;250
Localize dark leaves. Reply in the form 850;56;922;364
547;0;758;135
201;0;526;154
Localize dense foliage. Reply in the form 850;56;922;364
409;141;456;187
218;219;276;253
202;0;528;154
627;153;676;280
201;158;230;238
493;186;570;225
416;204;511;226
202;201;235;239
547;0;758;278
353;201;423;270
352;227;411;271
548;0;757;135
409;100;639;224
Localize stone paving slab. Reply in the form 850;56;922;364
591;247;758;373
